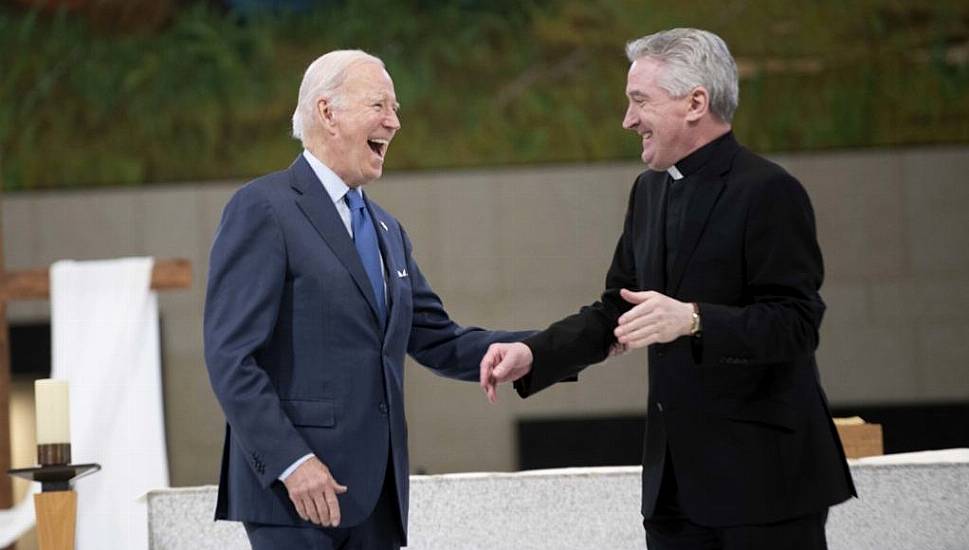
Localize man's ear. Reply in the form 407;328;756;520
317;98;337;133
685;87;710;123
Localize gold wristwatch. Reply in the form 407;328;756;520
690;303;702;336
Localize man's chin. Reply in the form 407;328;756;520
357;169;382;186
642;153;670;171
642;153;660;170
641;148;657;167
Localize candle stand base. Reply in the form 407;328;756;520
7;463;100;550
34;491;76;550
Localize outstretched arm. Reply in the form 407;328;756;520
504;179;644;398
401;225;533;379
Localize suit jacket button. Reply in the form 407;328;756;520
378;403;389;415
656;402;664;412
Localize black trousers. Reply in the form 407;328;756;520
244;457;403;550
643;449;828;550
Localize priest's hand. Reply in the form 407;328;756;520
614;289;694;349
480;342;533;403
282;456;348;527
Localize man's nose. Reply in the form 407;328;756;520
385;109;401;131
622;106;638;130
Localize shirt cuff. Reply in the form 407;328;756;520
278;453;315;481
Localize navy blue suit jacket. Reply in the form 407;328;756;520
204;155;529;536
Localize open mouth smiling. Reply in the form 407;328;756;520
367;138;389;158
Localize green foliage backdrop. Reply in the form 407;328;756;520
1;0;967;190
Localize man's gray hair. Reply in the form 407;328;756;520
625;28;739;123
292;50;385;143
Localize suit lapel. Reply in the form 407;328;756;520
289;156;385;331
667;137;739;295
369;201;400;331
369;206;410;358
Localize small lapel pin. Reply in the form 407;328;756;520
379;220;389;232
397;269;408;278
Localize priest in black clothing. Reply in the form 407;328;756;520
479;28;855;550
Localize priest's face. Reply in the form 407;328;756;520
621;57;694;171
320;62;401;187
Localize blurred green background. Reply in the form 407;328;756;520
1;0;967;190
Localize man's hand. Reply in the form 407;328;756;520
282;456;348;527
608;341;629;357
614;289;694;349
479;342;533;404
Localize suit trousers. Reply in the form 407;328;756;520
244;455;403;550
643;448;828;550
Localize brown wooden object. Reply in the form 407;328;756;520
33;491;77;550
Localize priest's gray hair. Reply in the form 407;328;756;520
292;50;385;143
626;28;739;123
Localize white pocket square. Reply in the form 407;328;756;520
397;269;408;278
379;221;389;232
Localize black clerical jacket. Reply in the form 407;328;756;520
516;133;856;527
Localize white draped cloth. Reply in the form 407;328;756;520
48;257;169;550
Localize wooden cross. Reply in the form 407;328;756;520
0;191;192;523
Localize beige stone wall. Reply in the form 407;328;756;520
3;145;968;485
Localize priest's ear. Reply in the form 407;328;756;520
684;86;710;123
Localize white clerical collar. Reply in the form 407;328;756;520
667;165;684;181
302;149;353;205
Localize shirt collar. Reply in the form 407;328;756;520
667;130;733;180
302;149;354;204
666;165;684;180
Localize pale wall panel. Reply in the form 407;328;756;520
2;145;968;483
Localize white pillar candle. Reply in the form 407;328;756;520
35;379;70;445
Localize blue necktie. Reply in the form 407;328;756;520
346;188;386;322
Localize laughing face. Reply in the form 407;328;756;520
621;57;693;171
322;62;401;187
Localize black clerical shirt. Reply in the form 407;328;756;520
664;131;734;279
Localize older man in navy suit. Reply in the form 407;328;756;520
204;50;529;550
